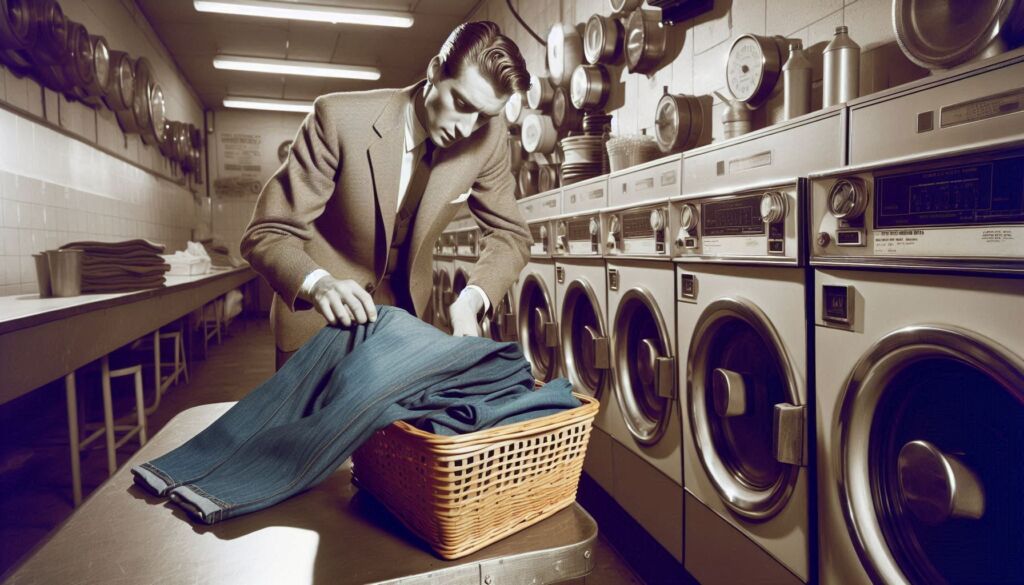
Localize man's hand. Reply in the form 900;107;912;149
449;289;483;337
308;274;377;327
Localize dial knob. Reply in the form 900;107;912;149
679;203;699;232
828;178;868;220
606;216;620;249
539;224;548;240
557;221;567;236
760;191;787;223
650;209;665;231
589;217;600;236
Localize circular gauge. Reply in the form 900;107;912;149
527;73;553;110
90;34;110;91
104;50;134;111
552;87;581;133
655;93;705;153
760;191;787;223
827;178;868;220
584;14;623;64
649;208;665;231
726;34;786;107
131;57;153;131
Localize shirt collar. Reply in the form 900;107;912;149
405;93;429;154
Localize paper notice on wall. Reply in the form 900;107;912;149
216;132;263;197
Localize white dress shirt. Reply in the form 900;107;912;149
300;96;490;316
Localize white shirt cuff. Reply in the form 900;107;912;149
300;268;331;299
461;285;490;315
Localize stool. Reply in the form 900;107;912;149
64;354;148;507
202;297;224;355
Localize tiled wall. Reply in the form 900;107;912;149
207;109;307;258
470;0;927;140
0;0;206;297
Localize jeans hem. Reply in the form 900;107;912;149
130;463;177;497
169;485;226;525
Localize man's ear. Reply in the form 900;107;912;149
426;55;442;84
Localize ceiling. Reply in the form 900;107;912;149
137;0;484;109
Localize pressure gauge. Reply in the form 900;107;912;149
92;36;110;91
679;203;699;232
726;34;787;107
828;178;868;220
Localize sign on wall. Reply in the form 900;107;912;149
214;132;264;197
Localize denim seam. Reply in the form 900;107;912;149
183;482;232;510
168;331;340;490
139;462;177;489
218;350;469;512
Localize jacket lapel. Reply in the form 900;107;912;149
407;140;476;273
367;82;420;255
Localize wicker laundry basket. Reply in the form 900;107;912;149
351;388;599;560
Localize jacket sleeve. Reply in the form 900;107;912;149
466;120;533;319
239;96;340;312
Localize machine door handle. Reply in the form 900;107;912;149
584;325;609;370
773;403;807;466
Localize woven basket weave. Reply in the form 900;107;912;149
351;390;599;560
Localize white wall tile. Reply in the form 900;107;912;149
767;0;844;37
1;227;16;253
844;0;897;51
1;199;17;227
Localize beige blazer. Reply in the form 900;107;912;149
240;81;532;352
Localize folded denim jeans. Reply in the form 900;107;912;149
131;305;578;524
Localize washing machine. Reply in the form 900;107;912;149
673;179;812;585
811;139;1024;584
673;97;846;585
432;223;458;334
515;189;561;382
600;153;684;564
551;176;615;494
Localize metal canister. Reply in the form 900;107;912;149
783;40;811;120
716;92;752;139
823;26;860;107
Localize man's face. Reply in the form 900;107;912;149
422;60;509;149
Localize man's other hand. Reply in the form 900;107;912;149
308;275;377;327
449;290;483;337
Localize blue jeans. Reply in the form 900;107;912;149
132;305;576;524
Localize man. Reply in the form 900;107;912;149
240;21;533;370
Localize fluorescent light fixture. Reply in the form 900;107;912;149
194;0;414;28
223;96;314;113
214;55;380;80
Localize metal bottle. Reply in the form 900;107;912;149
824;25;860;107
715;91;752;139
783;40;812;120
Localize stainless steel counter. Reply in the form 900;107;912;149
1;402;597;585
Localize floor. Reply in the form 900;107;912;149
0;314;646;584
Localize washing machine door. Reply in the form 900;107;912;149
517;273;558;382
688;298;803;520
487;291;516;341
434;270;453;332
837;325;1024;585
560;279;609;398
612;287;675;445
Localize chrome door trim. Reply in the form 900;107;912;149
559;276;608;399
516;271;558;382
835;324;1024;585
687;296;801;520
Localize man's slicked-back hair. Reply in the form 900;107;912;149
437;21;530;96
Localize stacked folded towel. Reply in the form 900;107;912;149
59;238;170;293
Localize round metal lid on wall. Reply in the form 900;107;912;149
62;21;95;98
547;22;583;87
504;90;525;125
78;34;110;107
608;0;643;16
894;0;1024;69
527;73;554;110
625;9;668;75
130;57;154;133
584;14;624;65
551;86;582;134
32;0;67;67
104;50;135;112
655;91;706;153
159;119;178;159
0;0;40;75
570;64;611;111
142;83;166;146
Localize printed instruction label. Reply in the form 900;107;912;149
874;227;1021;256
702;236;764;256
623;238;657;254
569;241;595;254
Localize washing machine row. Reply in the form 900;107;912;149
811;46;1024;585
424;46;1024;585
